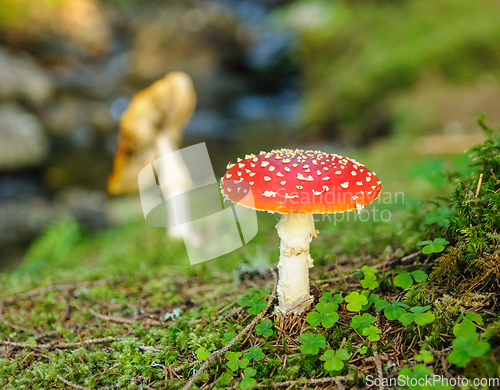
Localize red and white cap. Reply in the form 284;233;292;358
220;149;381;214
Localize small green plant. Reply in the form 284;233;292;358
319;292;343;304
425;207;454;226
225;351;249;371
345;292;368;312
240;367;257;389
239;297;267;315
448;313;490;367
244;347;265;362
255;320;273;338
306;301;339;328
375;300;409;320
394;270;428;289
417;238;449;254
222;331;236;345
399;306;435;326
195;346;210;360
358;346;368;355
298;333;326;355
415;349;433;363
360;266;380;290
320;349;350;372
350;313;376;333
361;325;382;342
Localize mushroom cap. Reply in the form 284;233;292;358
107;72;196;195
220;149;381;214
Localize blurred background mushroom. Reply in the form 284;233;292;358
108;71;197;238
1;0;500;269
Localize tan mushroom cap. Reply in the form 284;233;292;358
107;72;197;195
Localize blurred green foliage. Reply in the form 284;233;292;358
277;0;500;143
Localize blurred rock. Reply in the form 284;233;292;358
0;48;53;105
0;197;66;247
0;104;49;171
43;97;115;136
55;187;108;230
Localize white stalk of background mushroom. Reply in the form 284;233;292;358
276;212;315;313
155;132;193;239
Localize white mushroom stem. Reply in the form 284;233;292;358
155;132;193;239
276;213;316;314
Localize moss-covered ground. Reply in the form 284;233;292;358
1;121;500;389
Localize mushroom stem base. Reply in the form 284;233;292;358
276;213;315;314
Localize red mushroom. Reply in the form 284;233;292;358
221;149;381;314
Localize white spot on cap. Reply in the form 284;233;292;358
285;193;299;199
245;169;251;173
249;182;254;185
284;167;291;172
251;163;255;167
352;195;358;200
356;203;364;213
269;166;276;172
276;172;284;177
234;179;243;183
367;172;372;176
317;170;322;175
372;185;376;189
238;163;245;168
280;180;286;185
351;171;357;176
227;187;232;192
296;185;303;189
226;173;232;178
322;176;330;180
312;189;324;195
377;181;381;184
334;171;341;175
264;176;271;181
237;187;241;193
263;190;277;197
366;176;371;182
237;171;242;176
261;161;270;167
323;167;329;171
249;172;256;177
356;181;363;186
340;182;349;188
297;173;314;181
292;163;298;167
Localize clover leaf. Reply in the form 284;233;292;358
239;296;267;315
362;325;382;342
358;346;368;355
319;292;343;304
394;270;428;289
417;238;449;254
240;367;257;389
244;347;265;362
375;300;409;321
218;372;233;387
255;319;273;338
298;333;326;355
195;346;210;360
350;313;376;332
448;332;490;367
225;351;249;372
415;349;433;363
399;306;435;326
306;302;339;328
425;207;454;227
361;273;379;290
320;349;350;371
345;291;368;312
222;331;236;346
